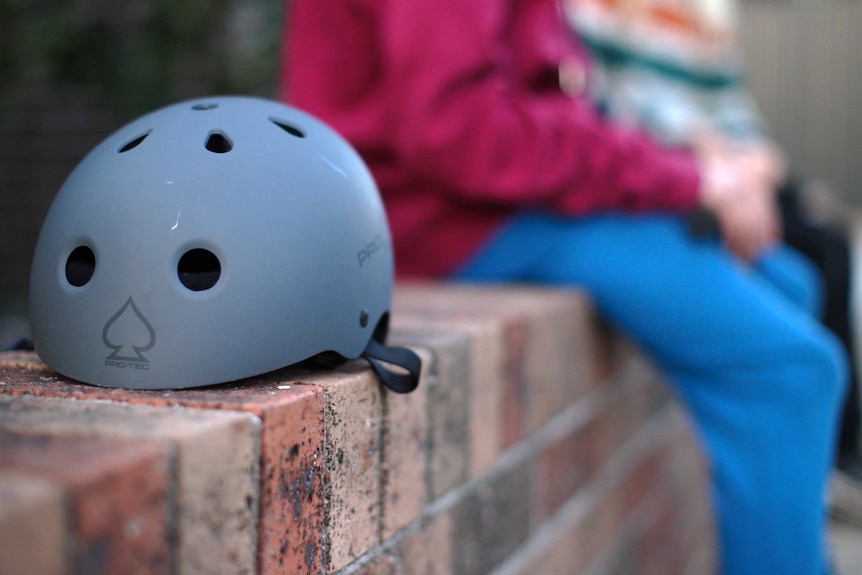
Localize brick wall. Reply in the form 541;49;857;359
0;283;716;575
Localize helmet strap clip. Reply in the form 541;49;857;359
361;338;421;393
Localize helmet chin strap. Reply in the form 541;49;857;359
361;337;421;393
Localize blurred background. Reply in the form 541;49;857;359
1;0;861;342
0;0;284;345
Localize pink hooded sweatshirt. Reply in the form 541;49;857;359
281;0;701;278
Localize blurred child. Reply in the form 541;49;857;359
282;1;848;572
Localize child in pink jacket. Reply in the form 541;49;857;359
282;1;847;573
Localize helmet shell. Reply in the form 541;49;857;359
30;96;393;389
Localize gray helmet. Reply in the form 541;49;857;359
29;96;419;391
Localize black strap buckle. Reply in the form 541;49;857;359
361;337;421;394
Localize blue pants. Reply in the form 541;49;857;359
454;212;847;575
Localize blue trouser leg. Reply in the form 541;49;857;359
455;212;847;575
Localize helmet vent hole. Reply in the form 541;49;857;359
178;249;221;291
192;102;219;111
118;130;151;153
205;131;233;154
270;118;305;139
65;246;96;287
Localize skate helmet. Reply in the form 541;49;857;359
29;96;419;392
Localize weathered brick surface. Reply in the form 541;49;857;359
377;347;432;539
491;486;596;575
392;312;506;479
395;283;596;441
390;512;454;575
0;283;716;575
0;428;170;575
0;394;260;575
317;364;384;571
351;513;454;575
0;474;66;575
451;463;533;575
387;328;471;503
255;384;326;575
393;282;601;486
532;355;662;524
497;402;713;575
0;356;328;574
533;407;594;524
583;405;714;575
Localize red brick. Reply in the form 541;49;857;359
255;385;326;575
579;357;672;484
611;426;710;575
450;464;532;575
351;513;454;575
317;363;384;571
617;440;665;522
514;319;669;527
378;346;431;538
394;282;596;447
388;326;471;499
391;313;505;479
0;350;50;374
0;353;328;575
0;474;66;575
576;402;715;575
491;490;591;575
579;486;623;567
394;512;454;575
515;289;594;435
665;408;712;496
533;412;592;522
0;276;718;575
0;429;170;575
610;360;670;448
658;411;716;574
588;315;640;386
352;554;396;575
0;394;260;575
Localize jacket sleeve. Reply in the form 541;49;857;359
378;0;701;214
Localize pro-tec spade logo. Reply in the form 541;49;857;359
102;297;156;370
